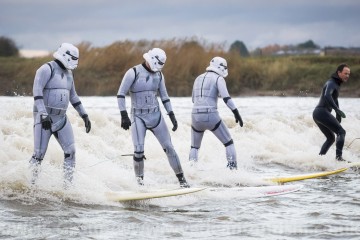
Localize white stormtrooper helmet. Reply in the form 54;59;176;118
206;56;228;77
53;43;79;70
143;48;166;72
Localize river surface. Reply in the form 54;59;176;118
1;96;359;239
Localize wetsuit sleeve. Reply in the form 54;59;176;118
117;68;135;112
33;64;51;114
69;79;87;117
158;73;173;113
324;81;340;112
217;77;237;110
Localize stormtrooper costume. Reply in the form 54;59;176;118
30;43;91;186
189;57;243;169
117;48;189;187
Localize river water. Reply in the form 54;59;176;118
0;96;359;239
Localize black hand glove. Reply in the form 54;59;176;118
336;109;346;119
121;110;131;130
82;115;91;133
232;109;243;127
336;113;342;123
168;111;178;131
41;114;52;130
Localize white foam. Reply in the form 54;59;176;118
1;96;359;205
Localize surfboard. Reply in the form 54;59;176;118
209;184;303;199
107;184;303;202
266;167;347;184
266;162;360;184
106;187;207;202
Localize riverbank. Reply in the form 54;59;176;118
1;40;359;97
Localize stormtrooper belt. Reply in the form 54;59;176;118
131;106;159;114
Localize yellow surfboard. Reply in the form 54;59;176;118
106;187;207;202
266;167;347;184
267;162;360;184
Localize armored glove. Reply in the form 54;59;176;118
82;114;91;133
121;110;131;130
232;109;243;127
168;111;178;131
41;114;51;130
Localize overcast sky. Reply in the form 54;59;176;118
1;0;359;52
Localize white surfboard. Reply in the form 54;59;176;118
106;187;207;202
208;184;303;199
107;184;302;202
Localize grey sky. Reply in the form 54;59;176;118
1;0;359;51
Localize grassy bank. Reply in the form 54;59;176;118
1;39;359;97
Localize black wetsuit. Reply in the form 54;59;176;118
313;73;346;158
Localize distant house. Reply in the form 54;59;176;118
273;49;322;56
20;49;50;58
324;47;360;56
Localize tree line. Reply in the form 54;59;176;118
0;37;359;97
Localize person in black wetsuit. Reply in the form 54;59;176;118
313;63;350;161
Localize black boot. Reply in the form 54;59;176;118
336;156;351;163
176;173;190;188
136;176;144;186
